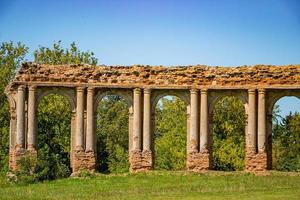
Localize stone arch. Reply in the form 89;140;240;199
151;90;190;113
6;93;17;113
5;91;17;149
94;89;133;150
208;90;248;117
35;87;74;174
267;89;300;116
94;88;133;172
94;88;133;112
208;89;248;170
266;89;300;169
36;87;76;112
150;89;190;170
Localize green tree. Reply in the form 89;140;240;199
96;95;129;173
33;41;98;179
154;96;187;170
36;94;72;180
272;112;300;171
212;97;246;171
0;42;28;173
34;41;97;65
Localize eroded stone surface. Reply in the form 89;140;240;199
10;63;300;88
129;150;153;172
187;151;210;171
72;149;96;172
246;149;268;172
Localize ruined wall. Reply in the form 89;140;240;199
11;63;300;89
5;63;300;174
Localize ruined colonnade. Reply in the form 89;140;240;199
5;63;300;173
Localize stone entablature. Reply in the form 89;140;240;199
5;63;300;174
10;63;300;88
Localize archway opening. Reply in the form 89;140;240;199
37;94;72;180
212;96;246;171
96;95;129;173
154;96;187;170
272;96;300;171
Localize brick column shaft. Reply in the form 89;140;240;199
258;89;266;151
248;89;257;151
200;89;208;152
27;85;36;150
16;85;26;148
76;87;85;149
143;89;151;151
133;88;142;150
189;89;199;152
86;87;94;151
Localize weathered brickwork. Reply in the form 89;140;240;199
12;63;300;88
5;63;300;174
72;148;96;173
187;152;210;171
246;149;268;171
129;150;153;172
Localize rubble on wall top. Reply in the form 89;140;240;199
11;62;300;88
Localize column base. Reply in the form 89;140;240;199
72;147;96;173
9;145;25;171
129;149;153;172
245;149;268;172
187;151;210;172
9;145;37;172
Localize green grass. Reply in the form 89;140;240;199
0;171;300;200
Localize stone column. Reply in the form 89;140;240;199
188;88;210;171
258;89;266;151
16;85;26;148
130;88;143;172
189;89;199;152
82;87;96;171
143;89;151;151
86;87;94;151
142;88;153;170
133;88;142;150
248;89;257;151
200;89;208;152
27;85;37;150
76;87;85;150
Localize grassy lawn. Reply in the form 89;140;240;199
0;171;299;200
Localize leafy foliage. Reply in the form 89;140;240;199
272;112;300;171
13;151;37;184
96;95;129;173
0;42;28;173
36;94;72;180
32;41;98;179
34;41;98;65
212;97;246;171
34;41;97;180
154;96;187;170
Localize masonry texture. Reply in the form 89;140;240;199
13;63;300;87
5;63;300;174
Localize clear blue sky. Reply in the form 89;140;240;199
0;0;299;116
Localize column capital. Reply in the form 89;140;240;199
201;89;208;94
77;86;85;92
258;88;266;94
190;88;198;94
28;85;37;91
87;87;95;93
134;88;141;94
248;89;256;94
17;85;26;91
144;88;151;94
